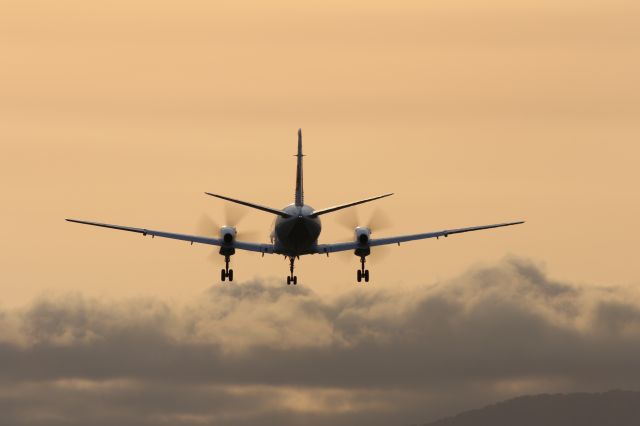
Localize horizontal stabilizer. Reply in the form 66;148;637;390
205;192;292;218
311;193;393;217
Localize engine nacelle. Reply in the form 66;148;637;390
220;226;237;244
355;226;371;245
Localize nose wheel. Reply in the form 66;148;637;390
357;256;370;283
287;257;298;285
220;255;234;282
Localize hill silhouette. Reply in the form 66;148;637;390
424;390;640;426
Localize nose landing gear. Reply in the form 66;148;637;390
287;257;298;285
220;255;234;282
357;256;370;283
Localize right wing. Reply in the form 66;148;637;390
66;219;276;254
315;221;525;254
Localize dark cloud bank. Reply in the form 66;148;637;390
1;257;640;425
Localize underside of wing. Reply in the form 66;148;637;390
315;221;525;254
65;219;276;254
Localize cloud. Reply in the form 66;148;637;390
1;257;640;425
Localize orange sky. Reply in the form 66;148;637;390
3;2;640;425
1;0;640;305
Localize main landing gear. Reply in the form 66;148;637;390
287;257;298;285
357;256;370;283
220;255;234;282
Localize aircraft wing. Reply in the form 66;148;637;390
315;221;525;254
66;219;276;254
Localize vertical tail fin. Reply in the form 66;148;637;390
295;128;304;206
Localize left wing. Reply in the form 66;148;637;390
65;219;276;254
315;221;524;254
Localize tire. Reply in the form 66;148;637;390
357;270;362;282
221;269;226;282
293;276;297;285
364;269;370;282
228;269;234;282
287;276;291;285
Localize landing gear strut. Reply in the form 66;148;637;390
357;256;370;283
287;257;298;285
221;255;234;282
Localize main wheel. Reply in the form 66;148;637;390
357;270;362;282
293;276;297;285
364;269;370;282
228;269;234;282
287;276;291;285
221;269;226;282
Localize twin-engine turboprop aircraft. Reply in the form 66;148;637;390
67;129;524;285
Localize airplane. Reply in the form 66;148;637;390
67;129;524;285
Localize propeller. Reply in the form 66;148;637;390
196;204;261;264
335;207;393;261
223;203;247;228
196;214;220;236
336;207;392;233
